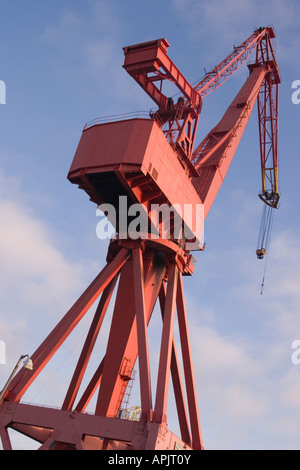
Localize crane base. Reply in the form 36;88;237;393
0;401;192;450
0;237;203;450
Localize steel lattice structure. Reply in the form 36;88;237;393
0;27;280;450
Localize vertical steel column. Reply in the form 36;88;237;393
154;261;178;423
0;427;12;450
176;271;204;449
158;284;192;445
132;247;153;420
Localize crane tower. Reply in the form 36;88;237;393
0;27;280;450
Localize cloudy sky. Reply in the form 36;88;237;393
0;0;299;450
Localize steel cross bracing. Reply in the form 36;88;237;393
194;27;270;97
0;239;203;450
0;27;280;451
122;26;280;211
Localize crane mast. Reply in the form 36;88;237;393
0;28;280;451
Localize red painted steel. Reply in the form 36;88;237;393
132;247;153;421
62;276;118;411
123;38;201;109
254;32;280;208
0;239;202;450
0;28;279;451
154;261;178;424
193;64;268;217
4;247;130;403
176;273;203;449
194;27;271;97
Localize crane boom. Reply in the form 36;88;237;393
192;64;268;218
123;26;280;215
194;27;270;97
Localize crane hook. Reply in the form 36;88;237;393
256;203;274;294
256;204;274;260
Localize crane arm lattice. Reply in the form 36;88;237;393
192;26;280;214
194;27;269;97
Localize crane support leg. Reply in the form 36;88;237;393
0;237;203;450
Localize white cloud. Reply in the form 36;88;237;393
190;324;266;412
1;1;299;450
40;3;149;110
1;172;300;449
172;0;299;34
180;214;300;448
0;198;84;313
171;0;300;70
278;368;300;412
184;312;300;448
0;169;87;379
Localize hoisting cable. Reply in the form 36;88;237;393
256;203;274;294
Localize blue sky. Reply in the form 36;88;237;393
0;0;300;450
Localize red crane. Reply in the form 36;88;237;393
0;27;280;450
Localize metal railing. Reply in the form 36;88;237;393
20;400;94;415
83;111;151;130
